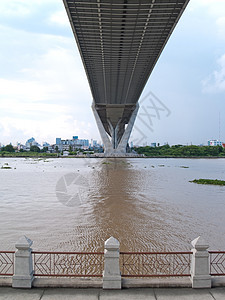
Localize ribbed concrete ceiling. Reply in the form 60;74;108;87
63;0;189;134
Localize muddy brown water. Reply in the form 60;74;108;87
0;157;225;251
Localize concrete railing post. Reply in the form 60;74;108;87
191;236;211;288
12;236;34;288
103;236;121;289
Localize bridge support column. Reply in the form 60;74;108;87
92;103;114;155
92;103;139;156
116;103;139;154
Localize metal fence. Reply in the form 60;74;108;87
0;251;14;276
209;251;225;276
120;251;192;277
32;251;104;277
1;250;225;279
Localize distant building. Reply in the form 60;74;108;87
56;138;61;145
151;143;157;147
43;142;50;147
17;143;26;151
56;136;89;152
208;140;223;146
63;150;70;156
25;137;39;149
77;139;89;148
92;140;97;147
89;139;103;151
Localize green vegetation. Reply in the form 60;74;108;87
135;144;225;157
0;144;58;157
30;145;40;152
1;144;15;152
1;165;12;169
190;179;225;186
68;151;77;155
0;151;57;158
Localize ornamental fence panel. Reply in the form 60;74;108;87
120;251;192;277
2;249;225;279
209;251;225;276
0;251;14;276
32;251;104;277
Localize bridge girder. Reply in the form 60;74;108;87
63;0;189;154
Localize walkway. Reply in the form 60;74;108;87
0;287;225;300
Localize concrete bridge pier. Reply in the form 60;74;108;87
92;103;139;156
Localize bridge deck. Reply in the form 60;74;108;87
63;0;189;151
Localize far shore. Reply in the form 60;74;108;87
1;154;225;159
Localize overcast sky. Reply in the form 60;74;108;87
0;0;225;146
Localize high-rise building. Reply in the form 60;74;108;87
56;136;89;151
25;137;38;149
56;138;61;145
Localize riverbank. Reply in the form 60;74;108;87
0;152;58;158
1;153;225;159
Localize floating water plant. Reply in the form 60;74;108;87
190;179;225;186
1;166;12;169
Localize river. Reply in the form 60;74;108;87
0;157;225;252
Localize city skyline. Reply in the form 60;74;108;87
0;134;223;149
1;0;225;146
0;135;101;147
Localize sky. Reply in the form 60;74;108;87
0;0;225;147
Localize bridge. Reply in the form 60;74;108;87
63;0;189;155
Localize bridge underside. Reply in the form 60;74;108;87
63;0;189;154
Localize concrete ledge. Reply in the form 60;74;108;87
1;276;225;289
122;277;192;288
32;277;102;288
0;277;12;287
212;277;225;287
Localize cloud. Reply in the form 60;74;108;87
189;0;225;13
0;78;60;103
0;44;91;104
216;17;225;39
202;54;225;93
0;115;96;145
188;1;225;39
49;10;69;26
0;26;95;145
0;0;58;16
0;97;68;116
0;0;31;16
19;46;90;102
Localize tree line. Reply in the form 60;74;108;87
135;144;225;157
0;145;45;153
